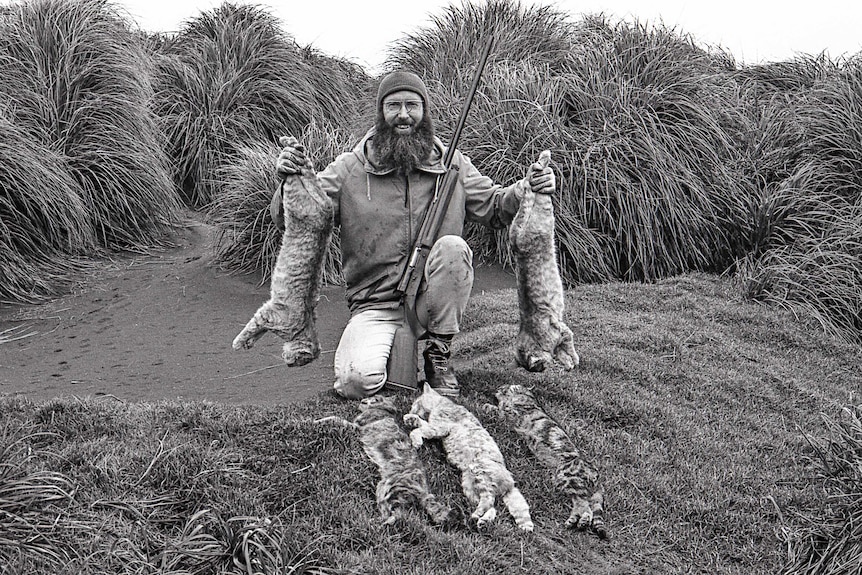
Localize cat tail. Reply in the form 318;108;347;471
422;494;463;530
503;487;534;532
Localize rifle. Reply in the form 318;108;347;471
385;37;495;390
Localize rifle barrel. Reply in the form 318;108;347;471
443;36;495;168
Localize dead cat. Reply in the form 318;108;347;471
490;384;606;538
404;383;534;532
509;149;579;372
232;136;334;366
316;395;460;528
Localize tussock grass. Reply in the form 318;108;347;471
0;420;77;569
738;57;862;344
387;0;580;78
152;2;370;207
388;5;752;283
0;114;92;302
0;0;181;302
0;0;180;246
2;275;860;573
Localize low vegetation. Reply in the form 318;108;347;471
1;0;861;572
150;2;371;207
1;276;860;574
0;0;181;303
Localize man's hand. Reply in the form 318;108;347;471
527;149;555;195
275;135;307;179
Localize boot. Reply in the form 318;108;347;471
423;334;460;397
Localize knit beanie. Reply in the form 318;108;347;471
376;71;430;110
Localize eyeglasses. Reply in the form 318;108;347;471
383;100;423;114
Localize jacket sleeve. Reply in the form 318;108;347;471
459;152;528;229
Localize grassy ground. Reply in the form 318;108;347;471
1;273;860;574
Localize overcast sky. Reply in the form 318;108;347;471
105;0;862;73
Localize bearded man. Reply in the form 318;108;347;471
272;71;555;399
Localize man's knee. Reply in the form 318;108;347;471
433;235;471;259
428;235;473;277
333;365;386;399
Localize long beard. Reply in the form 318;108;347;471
372;114;435;175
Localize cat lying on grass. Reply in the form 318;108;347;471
509;150;579;372
489;384;607;538
316;395;461;528
404;383;534;532
232;136;333;366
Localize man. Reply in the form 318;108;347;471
273;71;555;399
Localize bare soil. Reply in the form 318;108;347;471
0;219;515;405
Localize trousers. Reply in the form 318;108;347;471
333;235;473;399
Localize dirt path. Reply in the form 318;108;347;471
0;220;514;405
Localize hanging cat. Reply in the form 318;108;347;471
509;149;579;372
233;136;334;366
316;395;460;528
404;383;534;532
491;383;606;538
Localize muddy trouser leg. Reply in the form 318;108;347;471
416;235;474;337
333;308;403;399
333;235;473;399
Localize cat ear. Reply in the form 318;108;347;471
422;382;433;394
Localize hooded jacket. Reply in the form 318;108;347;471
272;128;528;314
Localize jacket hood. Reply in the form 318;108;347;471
353;127;447;176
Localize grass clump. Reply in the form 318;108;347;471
388;2;752;284
0;0;181;302
782;406;862;575
738;57;862;344
0;420;77;570
0;115;93;302
151;1;370;207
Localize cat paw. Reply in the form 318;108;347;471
472;507;497;532
402;413;422;429
516;349;552;372
565;512;593;532
232;325;265;350
525;356;547;372
517;520;535;533
478;403;499;418
407;428;424;449
555;348;580;370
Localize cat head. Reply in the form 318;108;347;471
359;395;399;415
409;382;447;418
495;383;538;412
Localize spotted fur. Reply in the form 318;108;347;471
232;137;333;365
404;383;534;532
317;395;459;527
509;150;578;372
493;384;606;538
